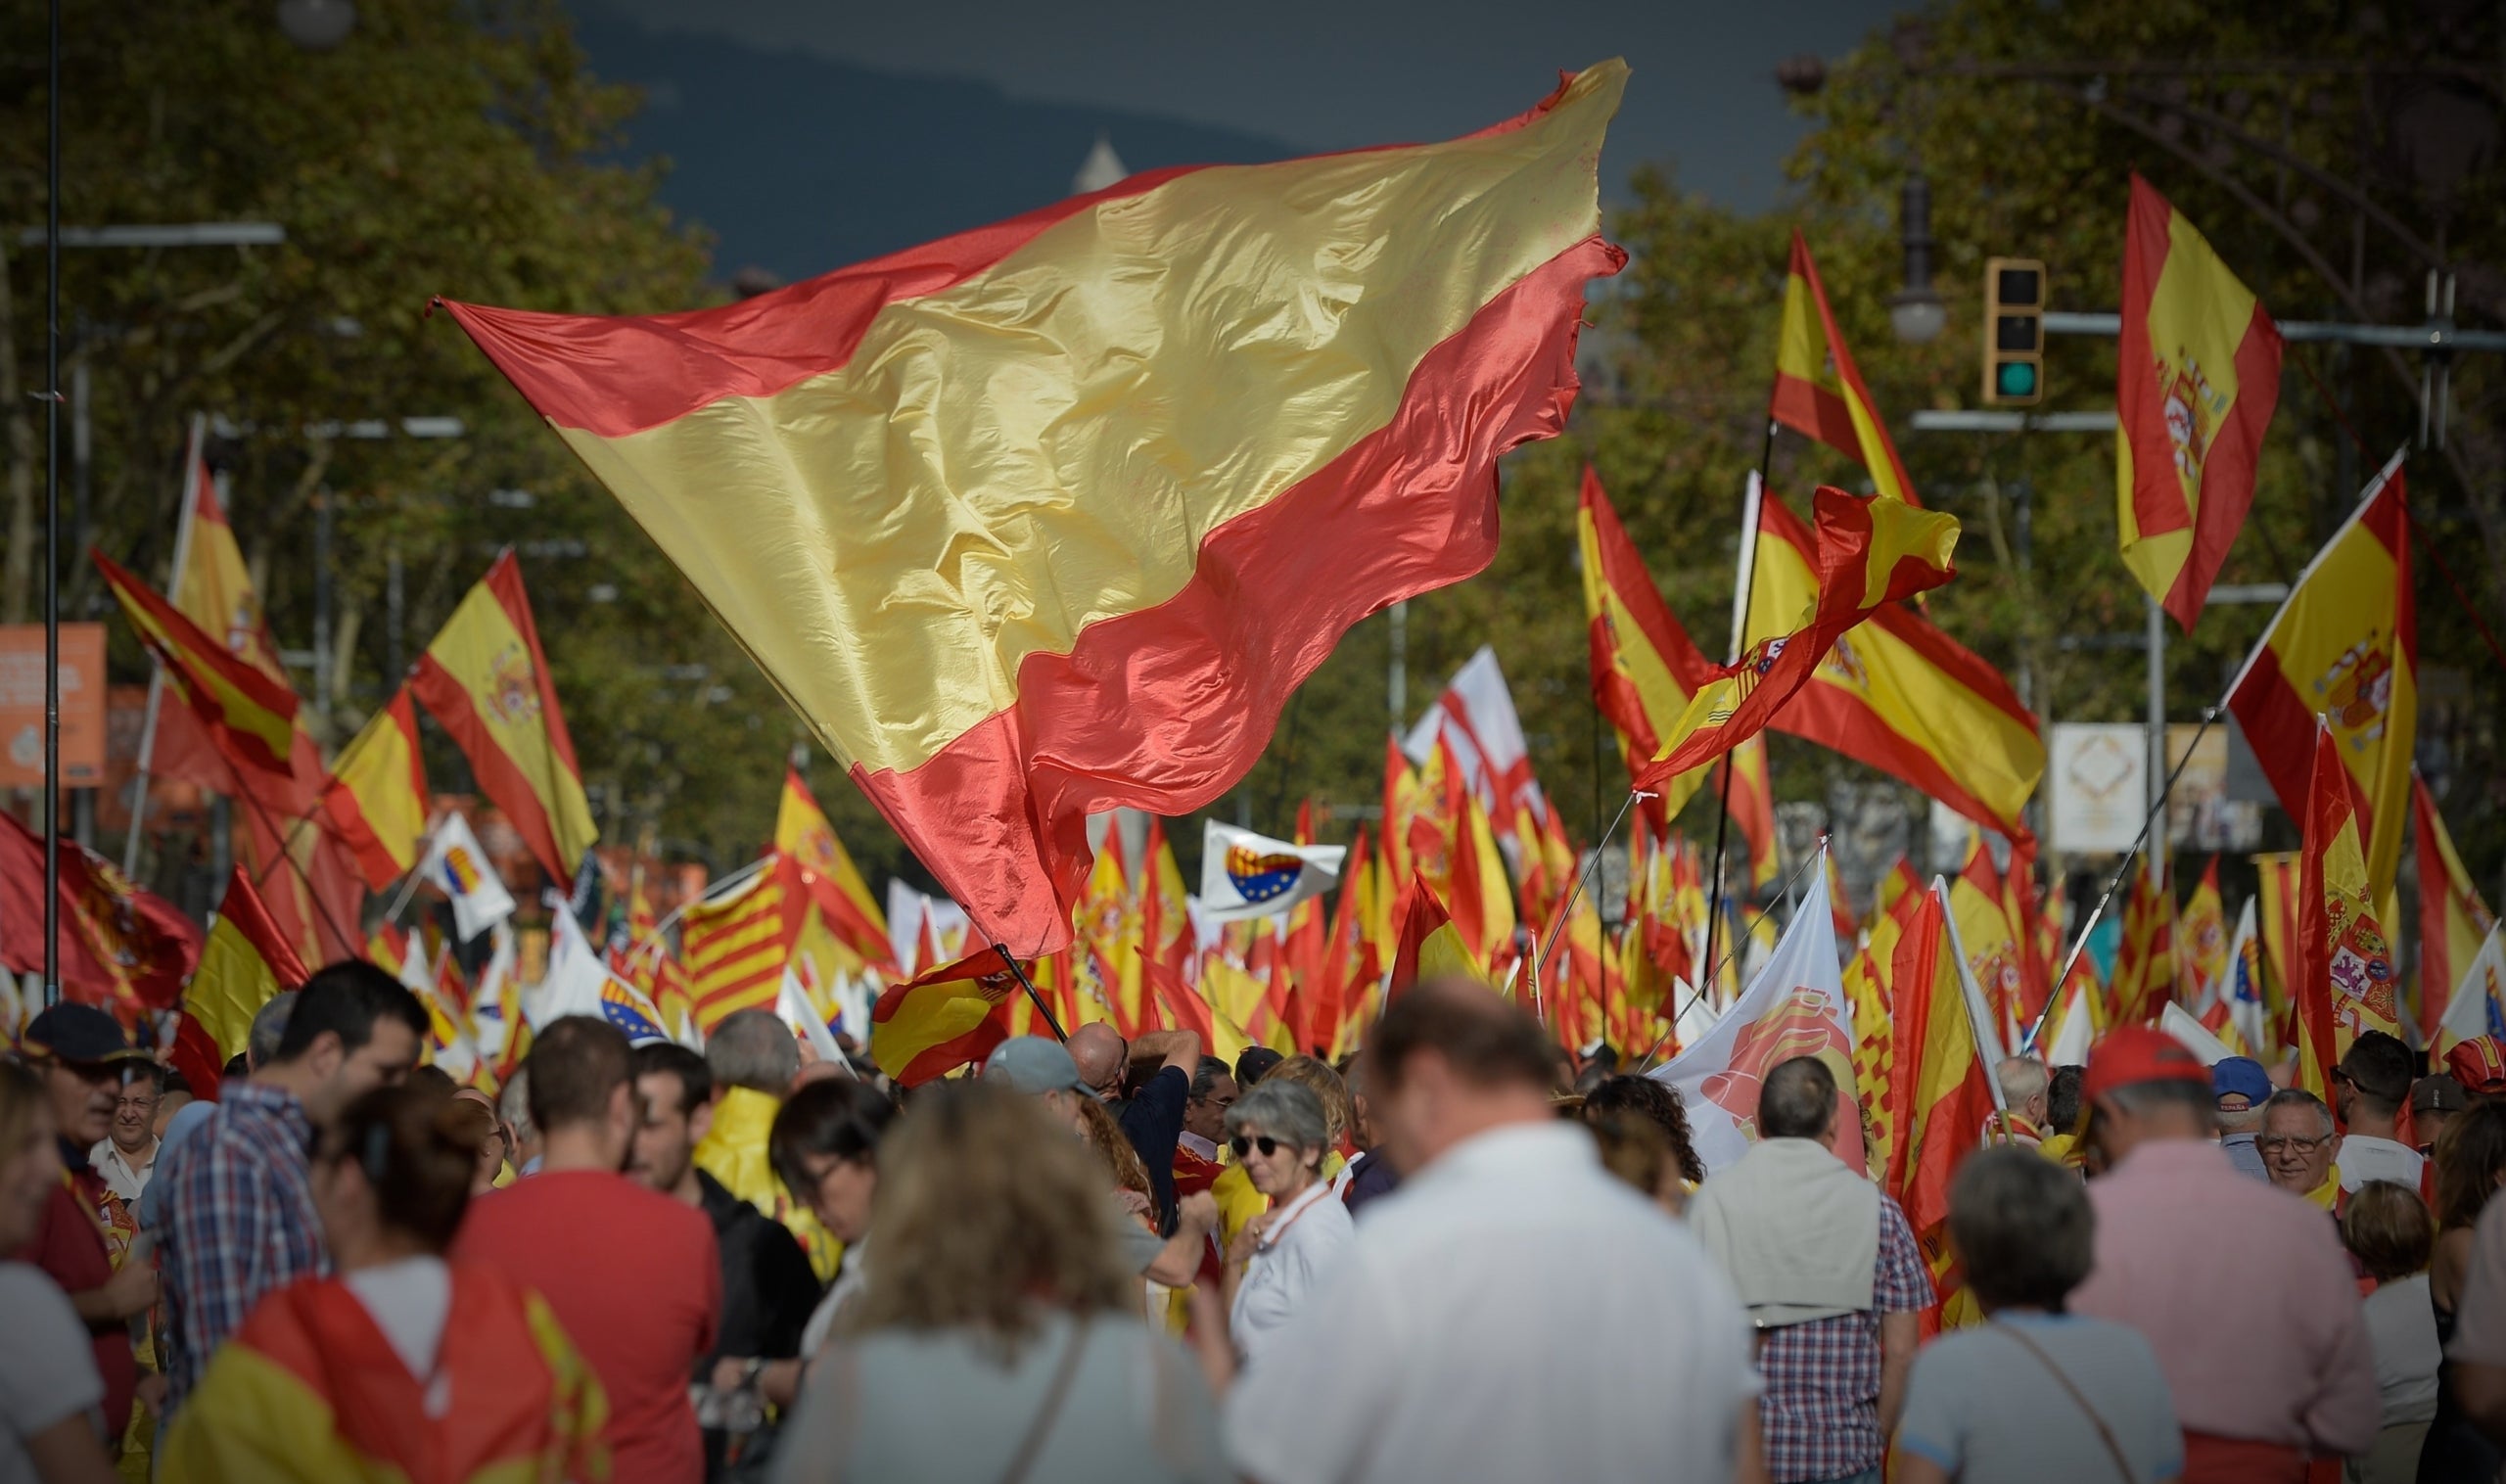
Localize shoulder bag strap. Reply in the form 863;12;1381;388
997;1316;1091;1484
1997;1322;2140;1484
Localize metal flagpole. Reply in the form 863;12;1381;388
1936;874;2017;1142
122;414;208;877
1699;457;1774;998
999;948;1067;1043
40;0;62;1004
1532;788;1654;1002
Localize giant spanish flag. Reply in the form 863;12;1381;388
2294;720;2402;1098
95;549;299;784
1634;487;1961;791
1771;233;1921;505
184;867;312;1061
409;554;597;892
2116;174;2284;628
2413;770;2496;1042
319;687;431;892
1743;487;2042;842
441;65;1627;955
774;768;892;968
1575;467;1779;874
2226;450;2414;898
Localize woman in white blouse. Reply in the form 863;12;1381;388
1221;1080;1357;1367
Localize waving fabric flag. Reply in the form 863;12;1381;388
2116;174;2284;628
2178;857;2229;1000
2438;928;2506;1056
2413;772;2496;1041
1770;233;1921;505
774;769;891;965
1404;647;1544;845
1199;821;1347;924
410;554;596;892
319;688;431;891
0;811;201;1015
416;812;517;943
2108;857;2176;1027
95;550;299;784
1653;846;1860;1174
868;944;1023;1086
1882;884;2001;1310
681;856;806;1033
2226;452;2415;898
1633;487;1961;791
182;868;311;1061
1742;485;2041;842
2294;720;2402;1099
441;64;1626;956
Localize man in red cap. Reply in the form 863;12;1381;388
2066;1026;2379;1484
2445;1036;2506;1097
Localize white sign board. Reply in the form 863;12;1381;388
2049;723;2147;855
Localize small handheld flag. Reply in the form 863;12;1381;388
1197;822;1347;924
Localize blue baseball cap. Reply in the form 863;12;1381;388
983;1036;1089;1095
2210;1056;2273;1108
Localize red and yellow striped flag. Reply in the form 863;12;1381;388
1634;487;1961;791
410;554;596;892
183;866;312;1062
868;944;1024;1086
2108;856;2177;1027
1744;488;2041;842
1771;233;1921;505
320;687;430;892
1948;839;2027;1048
94;549;298;782
441;65;1628;957
1449;777;1517;978
2413;771;2496;1041
1883;884;1998;1318
2116;174;2283;628
774;768;892;969
2226;451;2415;898
2294;719;2402;1098
681;856;805;1032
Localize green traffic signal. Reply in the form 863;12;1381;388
1995;360;2038;398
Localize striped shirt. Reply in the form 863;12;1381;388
156;1081;327;1414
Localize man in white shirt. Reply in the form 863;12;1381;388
2332;1031;2425;1193
1223;978;1759;1484
88;1061;162;1205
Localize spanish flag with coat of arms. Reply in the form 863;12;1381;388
2116;173;2283;628
441;63;1630;957
409;553;597;894
2293;719;2402;1098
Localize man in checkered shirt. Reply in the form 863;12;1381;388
154;962;427;1417
1689;1055;1931;1484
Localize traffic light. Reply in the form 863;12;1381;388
1981;257;2045;406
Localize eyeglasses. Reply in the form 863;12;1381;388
2256;1135;2331;1154
1230;1135;1282;1160
1191;1093;1237;1110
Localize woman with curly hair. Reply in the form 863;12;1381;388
1579;1075;1708;1188
769;1082;1227;1484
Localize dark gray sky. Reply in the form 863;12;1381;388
597;0;1910;210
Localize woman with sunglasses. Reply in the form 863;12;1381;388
1221;1080;1356;1368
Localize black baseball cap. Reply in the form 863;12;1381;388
22;1003;146;1065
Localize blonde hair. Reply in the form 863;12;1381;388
1076;1092;1151;1198
1267;1055;1351;1147
849;1082;1136;1354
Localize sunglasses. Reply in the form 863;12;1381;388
1230;1135;1282;1160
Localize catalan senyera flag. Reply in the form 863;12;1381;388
409;553;597;893
1633;487;1961;792
183;867;312;1061
442;65;1627;957
1744;486;2041;842
2413;770;2496;1042
319;687;431;892
95;549;299;784
2108;856;2177;1027
775;768;891;965
867;944;1024;1085
2226;450;2414;899
680;855;806;1032
1771;232;1920;505
2294;719;2402;1097
2115;174;2284;628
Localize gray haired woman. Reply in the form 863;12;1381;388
1221;1079;1357;1367
1893;1148;2184;1484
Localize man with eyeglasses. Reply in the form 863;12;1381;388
1177;1056;1236;1198
2329;1031;2425;1193
2258;1088;2342;1207
92;1062;165;1205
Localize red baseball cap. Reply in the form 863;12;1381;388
2083;1025;2213;1103
2445;1037;2506;1095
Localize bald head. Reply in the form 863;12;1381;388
1067;1022;1125;1099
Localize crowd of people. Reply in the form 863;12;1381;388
7;960;2506;1483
